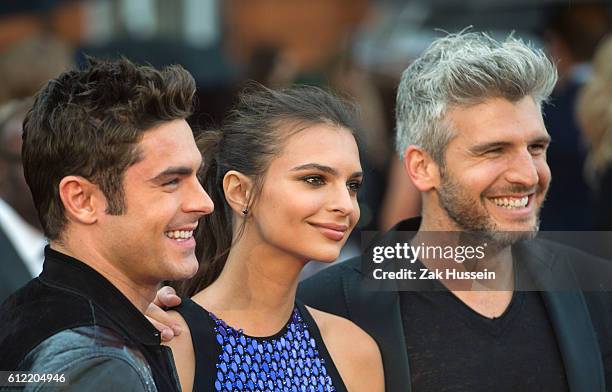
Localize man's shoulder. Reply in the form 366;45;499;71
524;237;612;290
527;236;610;262
21;325;146;368
306;256;363;282
298;257;363;318
2;275;91;306
0;276;98;328
522;237;612;325
0;278;112;370
299;256;362;294
17;326;156;391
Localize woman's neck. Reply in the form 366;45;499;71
192;232;307;336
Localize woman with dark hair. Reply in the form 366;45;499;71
162;85;384;391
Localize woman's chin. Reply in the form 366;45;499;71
308;251;341;264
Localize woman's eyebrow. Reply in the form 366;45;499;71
290;163;338;175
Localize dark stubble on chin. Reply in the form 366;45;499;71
437;169;542;248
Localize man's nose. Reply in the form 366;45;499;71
184;178;214;217
504;149;539;187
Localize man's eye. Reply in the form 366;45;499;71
529;144;547;154
485;148;503;155
163;178;180;186
303;176;325;186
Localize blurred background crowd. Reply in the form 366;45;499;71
1;0;612;300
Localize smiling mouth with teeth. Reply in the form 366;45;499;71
491;196;529;209
165;230;194;241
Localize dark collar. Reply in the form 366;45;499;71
39;246;161;346
389;217;422;232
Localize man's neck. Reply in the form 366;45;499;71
413;216;516;318
49;241;156;313
417;210;515;283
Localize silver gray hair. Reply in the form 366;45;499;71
395;31;558;162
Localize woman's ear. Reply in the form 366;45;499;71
222;170;254;215
403;146;441;192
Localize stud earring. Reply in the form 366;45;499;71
242;208;249;215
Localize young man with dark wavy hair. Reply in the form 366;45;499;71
0;58;213;391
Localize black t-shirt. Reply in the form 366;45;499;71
399;275;568;391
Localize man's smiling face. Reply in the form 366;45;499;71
434;96;551;245
95;119;214;286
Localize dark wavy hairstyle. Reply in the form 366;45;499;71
22;57;196;240
176;84;359;296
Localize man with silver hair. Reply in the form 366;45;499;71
395;31;556;247
299;31;612;391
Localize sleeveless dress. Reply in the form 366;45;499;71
174;298;348;392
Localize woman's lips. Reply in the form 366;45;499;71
309;222;348;241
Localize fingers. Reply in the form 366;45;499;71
146;315;176;342
153;286;182;308
145;302;182;339
147;286;183;343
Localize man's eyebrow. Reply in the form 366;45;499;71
468;141;512;154
148;166;194;182
529;135;552;145
290;163;363;178
468;135;552;155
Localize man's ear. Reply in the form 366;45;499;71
403;146;441;192
58;176;104;225
223;170;254;215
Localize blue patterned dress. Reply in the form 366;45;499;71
174;299;347;392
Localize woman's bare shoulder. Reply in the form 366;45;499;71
306;306;384;392
163;309;195;392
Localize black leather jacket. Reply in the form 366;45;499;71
0;247;180;392
13;326;158;391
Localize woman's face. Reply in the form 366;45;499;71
250;123;362;263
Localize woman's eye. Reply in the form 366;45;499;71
347;180;363;194
303;176;325;186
